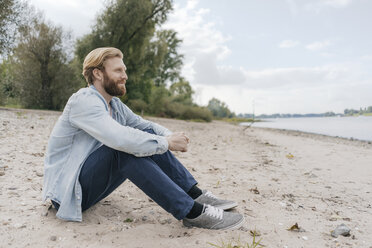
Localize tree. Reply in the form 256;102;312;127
151;29;183;87
170;79;193;105
367;106;372;113
0;0;25;55
0;57;18;105
207;98;235;118
74;0;182;104
11;16;79;110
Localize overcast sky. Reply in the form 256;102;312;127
28;0;372;115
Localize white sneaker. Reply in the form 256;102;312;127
183;204;244;230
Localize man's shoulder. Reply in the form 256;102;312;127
70;87;105;105
73;87;97;97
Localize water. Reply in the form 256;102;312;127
241;116;372;141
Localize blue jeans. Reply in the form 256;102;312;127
76;129;197;220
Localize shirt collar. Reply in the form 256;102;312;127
89;85;118;115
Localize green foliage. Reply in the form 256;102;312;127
147;86;171;116
11;14;80;110
179;105;212;122
152;30;184;86
126;85;212;122
127;99;148;114
157;101;212;122
207;97;235;118
0;0;20;54
75;0;180;104
222;117;258;124
138;82;212;122
0;58;17;105
344;106;372;116
170;79;194;105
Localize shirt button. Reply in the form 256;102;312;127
77;196;81;200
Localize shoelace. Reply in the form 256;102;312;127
204;205;223;220
205;191;218;200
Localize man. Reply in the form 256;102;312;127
42;47;244;230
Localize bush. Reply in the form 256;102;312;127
0;85;4;105
127;99;148;114
180;106;212;122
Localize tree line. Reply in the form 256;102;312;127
0;0;235;121
238;106;372;119
344;106;372;116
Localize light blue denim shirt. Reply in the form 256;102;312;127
42;86;172;221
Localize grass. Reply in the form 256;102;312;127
345;113;372;117
1;104;22;109
0;97;23;109
207;234;263;248
221;117;260;124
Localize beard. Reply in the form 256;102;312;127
103;71;126;97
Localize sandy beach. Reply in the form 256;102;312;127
0;108;371;248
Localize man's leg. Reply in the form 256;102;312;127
79;145;194;220
78;145;126;211
78;144;244;230
149;151;198;194
142;129;198;194
143;129;237;210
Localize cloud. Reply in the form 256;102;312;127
28;0;103;37
242;64;354;90
193;61;356;91
304;0;353;12
164;0;234;86
279;40;300;48
164;1;230;60
193;52;246;85
323;0;353;8
285;0;299;15
305;40;331;51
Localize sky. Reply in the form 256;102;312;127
28;0;372;115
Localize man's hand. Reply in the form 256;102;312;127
166;132;190;152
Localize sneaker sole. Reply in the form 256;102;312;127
216;202;238;211
183;216;245;230
219;216;245;230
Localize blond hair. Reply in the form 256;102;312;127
82;47;123;85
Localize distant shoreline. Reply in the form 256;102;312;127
240;116;372;143
249;126;372;145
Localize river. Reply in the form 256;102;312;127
241;116;372;141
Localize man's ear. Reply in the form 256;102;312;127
92;68;103;82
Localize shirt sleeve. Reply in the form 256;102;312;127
68;93;169;157
120;102;173;136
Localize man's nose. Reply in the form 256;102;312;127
122;72;128;80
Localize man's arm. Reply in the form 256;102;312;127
118;100;190;152
119;101;172;136
69;93;168;157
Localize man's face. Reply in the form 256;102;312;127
101;57;128;97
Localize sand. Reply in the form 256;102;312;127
0;108;371;248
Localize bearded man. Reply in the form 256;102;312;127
42;47;244;230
